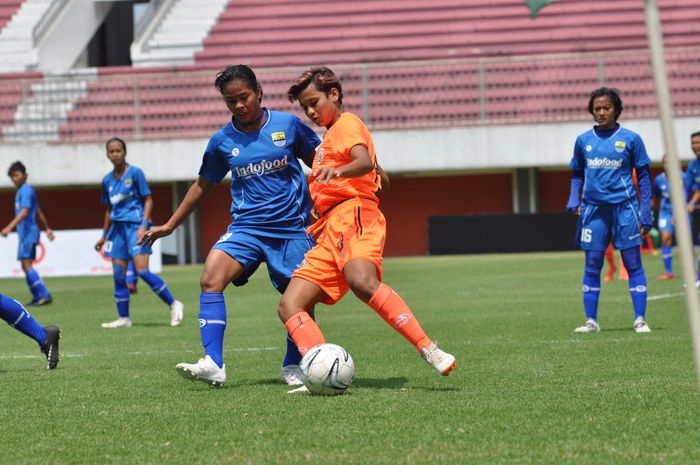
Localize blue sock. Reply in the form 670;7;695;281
283;333;303;366
621;247;647;319
113;264;130;318
661;246;673;274
126;261;137;287
582;250;604;321
199;292;227;368
0;294;47;346
25;268;49;300
138;269;175;305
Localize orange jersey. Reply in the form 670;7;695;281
310;112;381;216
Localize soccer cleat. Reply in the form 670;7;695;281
633;317;651;333
695;280;700;289
40;325;60;370
421;342;456;376
280;364;304;386
657;272;675;281
101;317;133;329
574;318;600;333
170;300;184;327
287;385;309;394
35;295;53;306
176;355;226;387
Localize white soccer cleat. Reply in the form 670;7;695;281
633;317;651;333
421;342;456;376
287;385;309;394
176;355;226;387
574;318;600;333
101;317;133;329
170;300;184;327
695;280;700;289
280;364;304;386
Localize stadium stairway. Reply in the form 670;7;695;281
131;0;228;67
2;69;97;142
0;0;51;73
0;0;23;30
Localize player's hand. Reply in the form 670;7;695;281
688;203;696;214
567;206;581;216
46;228;55;241
137;226;148;245
641;227;650;238
0;227;9;237
94;237;106;252
313;166;339;184
140;224;173;247
310;204;320;223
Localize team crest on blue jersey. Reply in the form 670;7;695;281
232;148;240;157
585;144;592;152
271;131;287;147
614;141;626;153
124;178;133;187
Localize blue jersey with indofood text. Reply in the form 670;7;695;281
653;171;686;217
199;109;320;238
101;165;151;223
570;126;651;205
15;182;39;243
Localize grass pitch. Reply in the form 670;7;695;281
1;252;699;465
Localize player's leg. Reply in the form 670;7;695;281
175;248;245;386
267;236;317;385
0;293;60;369
575;203;609;333
278;277;327;355
132;253;183;326
102;258;132;328
20;242;51;306
603;243;616;281
657;214;675;280
615;202;650;332
126;259;138;294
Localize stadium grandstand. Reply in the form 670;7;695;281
1;0;700;261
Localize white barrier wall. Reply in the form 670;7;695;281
0;229;161;278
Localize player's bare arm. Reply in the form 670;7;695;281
1;207;29;237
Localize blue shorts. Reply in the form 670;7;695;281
657;211;674;233
17;238;37;260
577;200;643;251
212;230;313;293
104;222;151;260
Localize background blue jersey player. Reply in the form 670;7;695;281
652;155;691;281
683;131;700;286
143;65;321;387
566;87;652;334
2;161;54;306
0;293;59;370
94;137;183;329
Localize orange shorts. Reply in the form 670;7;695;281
293;198;385;304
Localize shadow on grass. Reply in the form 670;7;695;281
602;327;662;332
134;322;172;328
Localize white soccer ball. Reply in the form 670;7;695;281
299;343;355;395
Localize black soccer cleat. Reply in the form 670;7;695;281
40;325;60;370
34;295;53;307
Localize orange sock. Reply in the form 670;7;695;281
368;283;432;351
284;311;325;356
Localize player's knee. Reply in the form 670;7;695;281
278;295;297;322
347;275;380;302
199;270;224;292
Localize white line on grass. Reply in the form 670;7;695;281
0;346;277;360
647;292;685;301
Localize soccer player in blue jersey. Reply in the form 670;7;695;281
94;137;184;329
143;65;321;387
652;155;690;280
1;161;54;306
0;293;60;369
566;87;652;333
683;131;700;285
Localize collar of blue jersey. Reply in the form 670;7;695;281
231;108;269;133
593;123;620;138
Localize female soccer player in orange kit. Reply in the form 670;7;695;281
278;67;456;381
